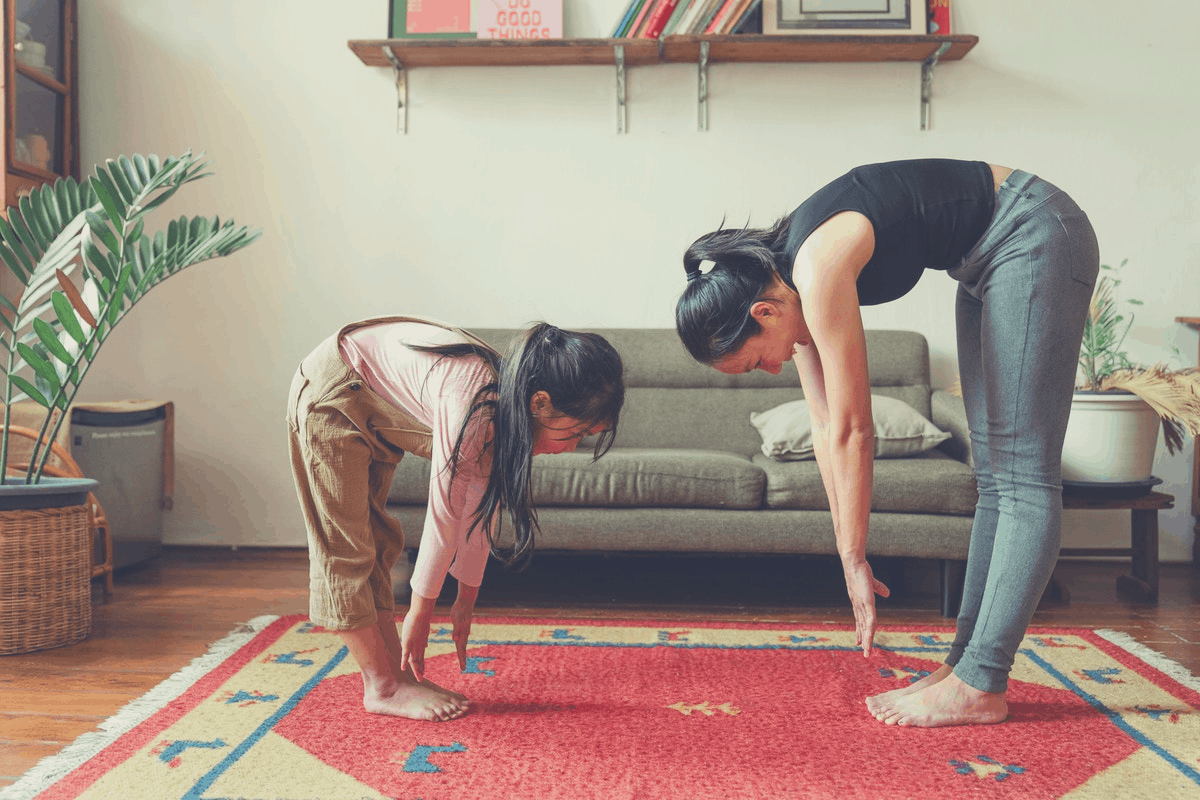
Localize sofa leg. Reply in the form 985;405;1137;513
940;559;966;618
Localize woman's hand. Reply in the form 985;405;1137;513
451;584;479;671
842;558;890;657
400;602;434;682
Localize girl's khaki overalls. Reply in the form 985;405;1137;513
286;316;498;630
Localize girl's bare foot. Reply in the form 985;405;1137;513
874;672;1008;727
363;674;469;722
865;663;952;716
418;674;469;705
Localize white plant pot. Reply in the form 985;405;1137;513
1061;392;1160;484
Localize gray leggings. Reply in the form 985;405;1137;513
944;170;1100;693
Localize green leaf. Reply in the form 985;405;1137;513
85;209;121;256
8;374;48;407
118;156;143;195
133;153;151;185
84;239;116;283
33;317;73;365
104;159;137;205
0;215;34;278
107;264;132;326
55;178;73;218
18;193;52;252
10;202;46;259
16;341;61;394
90;175;126;227
51;292;87;344
38;183;63;232
0;240;28;284
124;218;144;251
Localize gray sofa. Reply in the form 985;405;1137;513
388;328;979;616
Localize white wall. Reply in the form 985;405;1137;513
73;0;1200;559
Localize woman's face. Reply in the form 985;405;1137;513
711;294;810;376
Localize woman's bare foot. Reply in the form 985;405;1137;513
363;674;469;722
865;663;952;716
874;672;1008;727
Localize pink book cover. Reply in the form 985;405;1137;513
479;0;563;39
406;0;472;33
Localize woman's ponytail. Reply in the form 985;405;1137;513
676;219;791;363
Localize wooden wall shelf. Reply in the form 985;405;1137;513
348;34;979;133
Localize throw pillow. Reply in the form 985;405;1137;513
750;395;951;461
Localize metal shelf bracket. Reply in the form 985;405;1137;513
920;42;951;131
614;45;627;134
697;41;710;132
381;46;408;134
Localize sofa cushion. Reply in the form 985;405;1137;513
532;448;765;510
388;448;766;510
750;395;951;461
754;451;978;516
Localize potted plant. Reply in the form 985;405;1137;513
1062;261;1200;485
0;151;260;653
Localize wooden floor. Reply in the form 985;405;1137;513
2;547;1198;789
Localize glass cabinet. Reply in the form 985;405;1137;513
4;0;78;209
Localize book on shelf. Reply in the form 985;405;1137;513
716;0;756;33
641;0;680;38
929;0;951;34
626;0;658;37
478;0;562;38
730;0;762;34
388;0;476;39
660;0;696;35
612;0;647;37
690;0;727;34
703;0;739;34
675;0;716;34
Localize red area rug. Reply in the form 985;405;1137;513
3;615;1198;799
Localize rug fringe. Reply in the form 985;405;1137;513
1095;628;1200;693
0;615;281;800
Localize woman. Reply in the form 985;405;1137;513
675;159;1099;727
287;316;624;722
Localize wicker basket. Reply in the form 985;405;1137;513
0;503;93;654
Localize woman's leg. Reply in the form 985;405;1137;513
877;175;1099;726
866;283;996;714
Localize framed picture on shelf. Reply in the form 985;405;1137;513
762;0;927;36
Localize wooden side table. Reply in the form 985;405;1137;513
1058;490;1174;602
1176;316;1199;568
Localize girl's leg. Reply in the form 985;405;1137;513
290;411;467;722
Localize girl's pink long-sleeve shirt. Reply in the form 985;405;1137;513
339;321;493;600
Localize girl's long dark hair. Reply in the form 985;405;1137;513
676;217;792;364
410;323;624;568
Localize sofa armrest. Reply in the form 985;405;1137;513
932;389;973;468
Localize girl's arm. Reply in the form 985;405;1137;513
790;211;889;655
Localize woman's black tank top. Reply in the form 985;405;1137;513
782;159;995;305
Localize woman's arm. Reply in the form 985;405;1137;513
790;211;889;655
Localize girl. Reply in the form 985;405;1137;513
675;159;1099;727
287;316;624;722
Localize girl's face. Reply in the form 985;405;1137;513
528;390;607;456
532;413;605;456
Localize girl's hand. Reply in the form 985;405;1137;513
842;558;890;657
400;605;433;682
452;584;480;671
